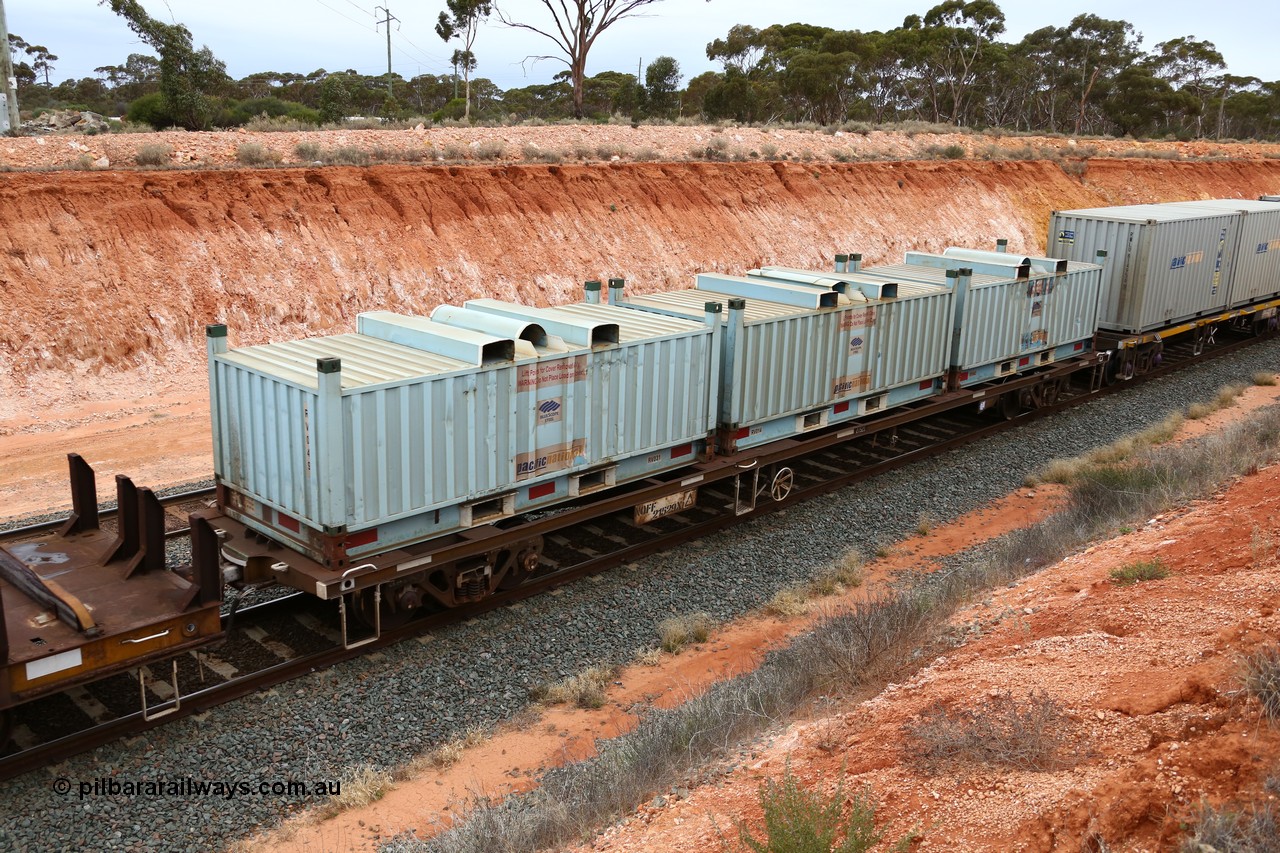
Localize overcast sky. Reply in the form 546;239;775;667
8;0;1280;92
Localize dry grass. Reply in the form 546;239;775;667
1181;796;1280;852
1242;645;1280;719
312;765;394;821
1188;383;1247;420
765;586;809;618
633;647;663;667
395;725;491;779
903;691;1075;773
134;143;173;167
1254;372;1278;387
658;612;714;653
531;664;616;709
235;142;282;166
1034;412;1185;485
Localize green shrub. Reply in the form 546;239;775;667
739;772;912;853
1109;559;1169;585
125;92;175;130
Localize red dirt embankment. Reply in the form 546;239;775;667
1;154;1279;514
3;156;1279;415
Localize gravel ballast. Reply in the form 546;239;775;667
1;340;1278;852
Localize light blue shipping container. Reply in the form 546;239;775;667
1161;199;1280;308
206;302;717;559
618;272;953;450
889;251;1103;379
1048;204;1239;333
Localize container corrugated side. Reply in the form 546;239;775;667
868;258;1101;368
1163;200;1280;307
1048;205;1238;333
623;282;951;427
211;311;715;536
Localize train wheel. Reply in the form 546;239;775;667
1000;390;1021;420
770;467;794;502
497;536;545;590
1041;378;1062;406
353;585;417;631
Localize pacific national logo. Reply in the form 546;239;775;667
537;398;563;425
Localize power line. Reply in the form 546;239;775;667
339;0;373;16
311;0;379;34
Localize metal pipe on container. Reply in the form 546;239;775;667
835;253;849;273
607;278;626;305
849;253;863;273
584;280;602;304
206;325;229;475
996;239;1009;253
316;357;346;531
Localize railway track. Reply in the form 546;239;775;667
0;485;216;544
0;326;1270;781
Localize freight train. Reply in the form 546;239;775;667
3;196;1278;730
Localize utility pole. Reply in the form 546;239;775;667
0;0;20;134
375;5;398;101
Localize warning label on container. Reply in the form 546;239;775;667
838;307;877;331
831;373;872;397
515;440;587;480
517;356;588;391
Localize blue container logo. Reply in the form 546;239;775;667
537;398;563;425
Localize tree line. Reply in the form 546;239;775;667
7;0;1279;141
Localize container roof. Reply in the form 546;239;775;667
1052;203;1238;222
220;333;475;390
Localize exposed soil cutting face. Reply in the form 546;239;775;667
244;386;1280;853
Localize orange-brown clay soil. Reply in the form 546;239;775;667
243;385;1280;853
2;129;1280;517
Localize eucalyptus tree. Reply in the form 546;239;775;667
100;0;227;129
498;0;700;119
1150;36;1226;137
436;0;492;119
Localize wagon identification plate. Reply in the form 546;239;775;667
635;488;698;524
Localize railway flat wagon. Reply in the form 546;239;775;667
886;250;1104;387
1047;203;1240;334
617;272;954;453
1162;199;1280;309
206;300;719;578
